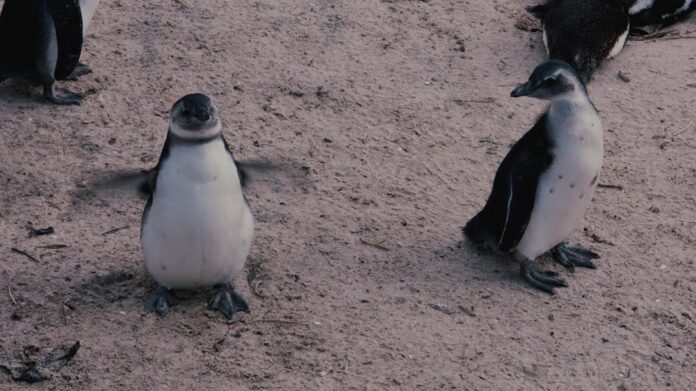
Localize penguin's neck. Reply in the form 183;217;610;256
546;91;601;140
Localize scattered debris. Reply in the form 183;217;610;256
617;71;631;83
101;225;130;236
0;341;80;383
28;226;54;237
674;120;693;137
429;303;456;315
458;305;476;317
7;286;17;306
10;248;39;263
37;244;68;250
584;229;615;246
359;237;390;251
597;183;623;190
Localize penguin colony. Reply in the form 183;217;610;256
0;0;693;319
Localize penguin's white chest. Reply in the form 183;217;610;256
79;0;101;36
141;139;254;290
516;107;603;259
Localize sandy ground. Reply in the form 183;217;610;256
1;0;695;389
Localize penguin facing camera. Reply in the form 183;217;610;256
140;93;254;319
464;60;604;294
527;0;630;81
0;0;101;105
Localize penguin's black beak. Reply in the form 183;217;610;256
511;82;534;98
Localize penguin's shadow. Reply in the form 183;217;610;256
448;239;521;285
0;80;45;105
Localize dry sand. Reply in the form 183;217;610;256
1;0;695;389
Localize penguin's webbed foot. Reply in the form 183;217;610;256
551;242;599;271
520;260;568;294
43;84;83;105
208;283;249;319
64;63;93;81
147;286;175;317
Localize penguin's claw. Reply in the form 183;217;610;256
551;243;599;271
147;287;174;317
208;283;249;319
44;85;84;105
520;262;568;294
64;63;93;81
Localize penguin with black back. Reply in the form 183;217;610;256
628;0;696;28
527;0;630;81
0;0;101;105
464;60;604;294
140;93;254;319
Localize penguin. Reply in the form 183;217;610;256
464;60;603;294
0;0;101;105
140;93;254;318
527;0;630;81
628;0;696;28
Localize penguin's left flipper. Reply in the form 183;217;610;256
208;283;249;319
551;243;599;271
520;259;568;294
147;286;175;317
64;63;92;81
43;84;84;105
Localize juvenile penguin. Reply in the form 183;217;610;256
141;93;254;318
527;0;630;81
464;60;603;293
628;0;696;28
0;0;101;104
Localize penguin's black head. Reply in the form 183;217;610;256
511;60;585;100
169;93;222;140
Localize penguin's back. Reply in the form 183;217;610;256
540;0;629;80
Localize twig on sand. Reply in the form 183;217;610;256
360;237;390;251
597;183;623;190
674;120;694;137
8;286;17;306
101;225;130;236
11;248;39;263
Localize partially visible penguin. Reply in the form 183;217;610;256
464;60;603;294
141;93;254;319
628;0;696;28
527;0;630;81
0;0;101;104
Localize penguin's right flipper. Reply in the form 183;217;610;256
208;283;249;319
465;114;554;252
551;243;599;270
519;259;568;294
147;287;175;317
43;83;83;105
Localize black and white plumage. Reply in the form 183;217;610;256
527;0;630;81
141;93;254;319
464;61;603;294
0;0;100;105
628;0;696;27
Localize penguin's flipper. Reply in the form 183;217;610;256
467;114;554;252
551;242;599;270
49;0;83;80
208;283;249;319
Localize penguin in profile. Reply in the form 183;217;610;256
628;0;696;28
0;0;101;105
464;60;604;294
527;0;630;81
141;93;254;318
